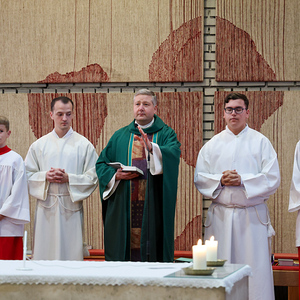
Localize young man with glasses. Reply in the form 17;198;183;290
194;92;280;300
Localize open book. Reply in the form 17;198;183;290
107;162;144;176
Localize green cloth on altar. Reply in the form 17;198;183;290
96;115;181;262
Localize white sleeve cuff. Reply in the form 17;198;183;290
149;143;163;175
103;174;120;200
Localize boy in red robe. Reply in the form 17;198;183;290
0;116;30;259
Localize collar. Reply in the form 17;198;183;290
0;145;11;155
130;115;165;135
134;118;155;129
225;124;249;136
52;127;74;138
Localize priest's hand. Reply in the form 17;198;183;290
115;168;140;181
46;167;69;183
221;170;241;186
0;214;4;221
135;125;153;154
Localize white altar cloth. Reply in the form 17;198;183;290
0;260;251;294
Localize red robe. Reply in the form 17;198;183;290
0;237;23;260
0;145;27;260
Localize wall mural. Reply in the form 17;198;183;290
0;0;203;83
216;0;300;81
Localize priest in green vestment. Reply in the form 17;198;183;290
96;89;181;262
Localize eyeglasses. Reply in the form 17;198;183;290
224;107;247;114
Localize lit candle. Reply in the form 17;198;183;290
192;239;207;269
205;236;218;262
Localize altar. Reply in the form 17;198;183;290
0;260;251;300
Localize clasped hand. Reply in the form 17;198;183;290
221;169;241;186
46;167;69;183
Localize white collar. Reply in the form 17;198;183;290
225;124;248;136
135;118;154;129
52;127;73;138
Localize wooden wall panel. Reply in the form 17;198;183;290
214;91;300;254
0;91;202;252
0;0;203;83
216;0;300;81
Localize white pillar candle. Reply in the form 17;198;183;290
23;231;27;267
17;230;32;271
192;239;207;269
205;236;218;261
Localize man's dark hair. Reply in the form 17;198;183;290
224;93;249;110
51;96;74;111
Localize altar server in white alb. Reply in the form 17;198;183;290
288;141;300;257
25;96;98;260
0;116;30;260
194;92;280;300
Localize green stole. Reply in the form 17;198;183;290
129;133;157;260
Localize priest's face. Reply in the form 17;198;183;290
50;100;74;136
223;99;249;135
133;94;157;126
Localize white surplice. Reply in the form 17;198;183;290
25;128;98;260
288;140;300;247
194;125;280;300
0;150;30;236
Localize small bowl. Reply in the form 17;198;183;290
182;266;215;276
207;259;227;267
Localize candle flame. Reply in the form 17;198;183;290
197;239;202;246
210;236;215;242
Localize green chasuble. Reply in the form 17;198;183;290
96;115;181;262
